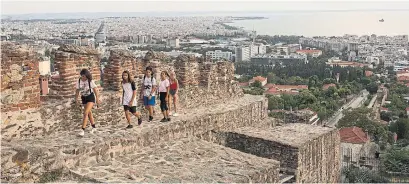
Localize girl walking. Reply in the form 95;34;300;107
141;67;157;122
122;71;142;128
75;69;101;136
159;71;171;122
168;72;179;117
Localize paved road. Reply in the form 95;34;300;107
325;90;369;127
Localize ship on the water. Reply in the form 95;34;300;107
379;19;384;22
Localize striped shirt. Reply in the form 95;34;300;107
122;82;137;106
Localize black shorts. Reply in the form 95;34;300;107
159;92;168;111
81;93;95;104
123;105;137;113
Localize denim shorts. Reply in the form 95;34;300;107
143;96;156;106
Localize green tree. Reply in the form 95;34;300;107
389;118;409;140
251;80;263;88
342;167;389;183
382;147;409;173
45;49;51;57
337;108;388;143
268;95;284;110
366;82;379;94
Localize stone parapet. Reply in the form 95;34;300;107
207;124;341;183
1;42;40;112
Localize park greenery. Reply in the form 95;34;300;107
342;166;389;183
237;53;378;121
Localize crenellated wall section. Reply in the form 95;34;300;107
1;42;41;112
49;44;101;98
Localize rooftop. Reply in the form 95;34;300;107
339;126;369;144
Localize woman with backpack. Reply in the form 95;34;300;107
141;66;157;122
75;69;101;136
122;71;142;128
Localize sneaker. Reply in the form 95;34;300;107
90;128;96;134
138;118;142;125
169;112;173;116
173;113;179;117
78;129;85;136
167;118;171;121
126;124;133;129
160;118;167;122
148;116;153;122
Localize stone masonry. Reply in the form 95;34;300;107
49;44;101;98
102;50;243;110
103;49;141;91
1;42;41;112
207;124;341;183
1;45;341;183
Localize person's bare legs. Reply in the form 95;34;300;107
125;110;131;125
148;106;153;116
88;110;95;125
82;102;94;129
132;111;141;118
173;94;178;115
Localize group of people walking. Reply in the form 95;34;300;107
75;67;179;136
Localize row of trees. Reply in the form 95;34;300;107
235;57;373;85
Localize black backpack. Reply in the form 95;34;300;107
143;75;158;95
78;78;92;95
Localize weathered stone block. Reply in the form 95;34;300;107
209;123;341;183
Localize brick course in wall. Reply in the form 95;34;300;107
1;42;41;112
103;49;140;91
49;44;101;98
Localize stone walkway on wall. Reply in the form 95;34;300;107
69;138;280;183
1;95;274;183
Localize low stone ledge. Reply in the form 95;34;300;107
208;123;341;183
69;138;280;183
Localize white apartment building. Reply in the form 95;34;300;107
206;50;232;61
365;56;380;65
235;46;250;62
258;44;267;55
168;38;180;48
394;61;409;71
250;45;259;57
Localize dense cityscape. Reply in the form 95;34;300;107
1;11;409;183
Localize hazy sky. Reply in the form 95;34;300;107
2;0;409;15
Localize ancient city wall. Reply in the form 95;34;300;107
1;43;40;112
102;50;243;110
49;44;101;98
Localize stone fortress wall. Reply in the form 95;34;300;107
1;43;340;183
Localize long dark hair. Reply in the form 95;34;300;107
80;69;92;81
122;70;133;83
161;71;170;78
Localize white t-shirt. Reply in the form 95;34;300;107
76;79;97;96
159;79;170;92
122;82;137;106
143;76;157;97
